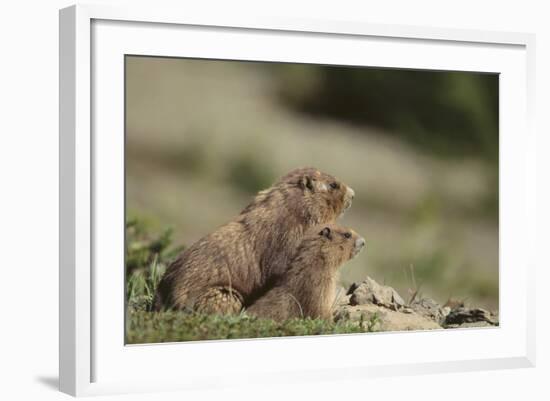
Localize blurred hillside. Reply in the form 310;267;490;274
125;56;499;310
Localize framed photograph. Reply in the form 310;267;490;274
59;4;536;396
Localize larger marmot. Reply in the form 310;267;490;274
246;223;365;322
153;167;355;314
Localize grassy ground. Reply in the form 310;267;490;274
127;312;374;344
125;219;376;344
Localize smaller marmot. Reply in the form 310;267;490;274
246;223;365;322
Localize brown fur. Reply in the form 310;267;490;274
153;167;355;314
246;224;365;322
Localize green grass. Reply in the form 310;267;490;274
126;218;176;312
126;311;373;344
125;217;376;343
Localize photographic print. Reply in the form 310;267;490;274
125;56;499;344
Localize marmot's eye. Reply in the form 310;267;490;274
344;232;352;239
330;182;339;190
319;227;332;239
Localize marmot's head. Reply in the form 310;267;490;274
296;223;365;271
279;167;355;223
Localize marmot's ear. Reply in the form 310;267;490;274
319;227;332;239
299;175;314;191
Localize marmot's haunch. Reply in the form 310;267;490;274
246;223;365;322
153;167;355;314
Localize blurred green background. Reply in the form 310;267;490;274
125;56;499;311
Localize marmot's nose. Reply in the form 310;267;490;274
346;187;355;200
355;237;365;250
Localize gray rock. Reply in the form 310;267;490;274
349;277;405;309
444;307;499;326
333;286;352;308
411;297;446;323
445;321;496;329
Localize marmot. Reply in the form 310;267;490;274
246;224;365;322
153;167;355;314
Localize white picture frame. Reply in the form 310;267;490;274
59;4;536;397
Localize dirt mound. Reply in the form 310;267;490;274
334;277;499;332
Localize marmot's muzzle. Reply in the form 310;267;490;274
352;237;366;257
344;187;355;210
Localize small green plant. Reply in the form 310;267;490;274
126;217;183;274
357;311;381;332
366;312;380;332
126;218;183;311
127;255;167;311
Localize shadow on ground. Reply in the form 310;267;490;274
35;376;58;391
